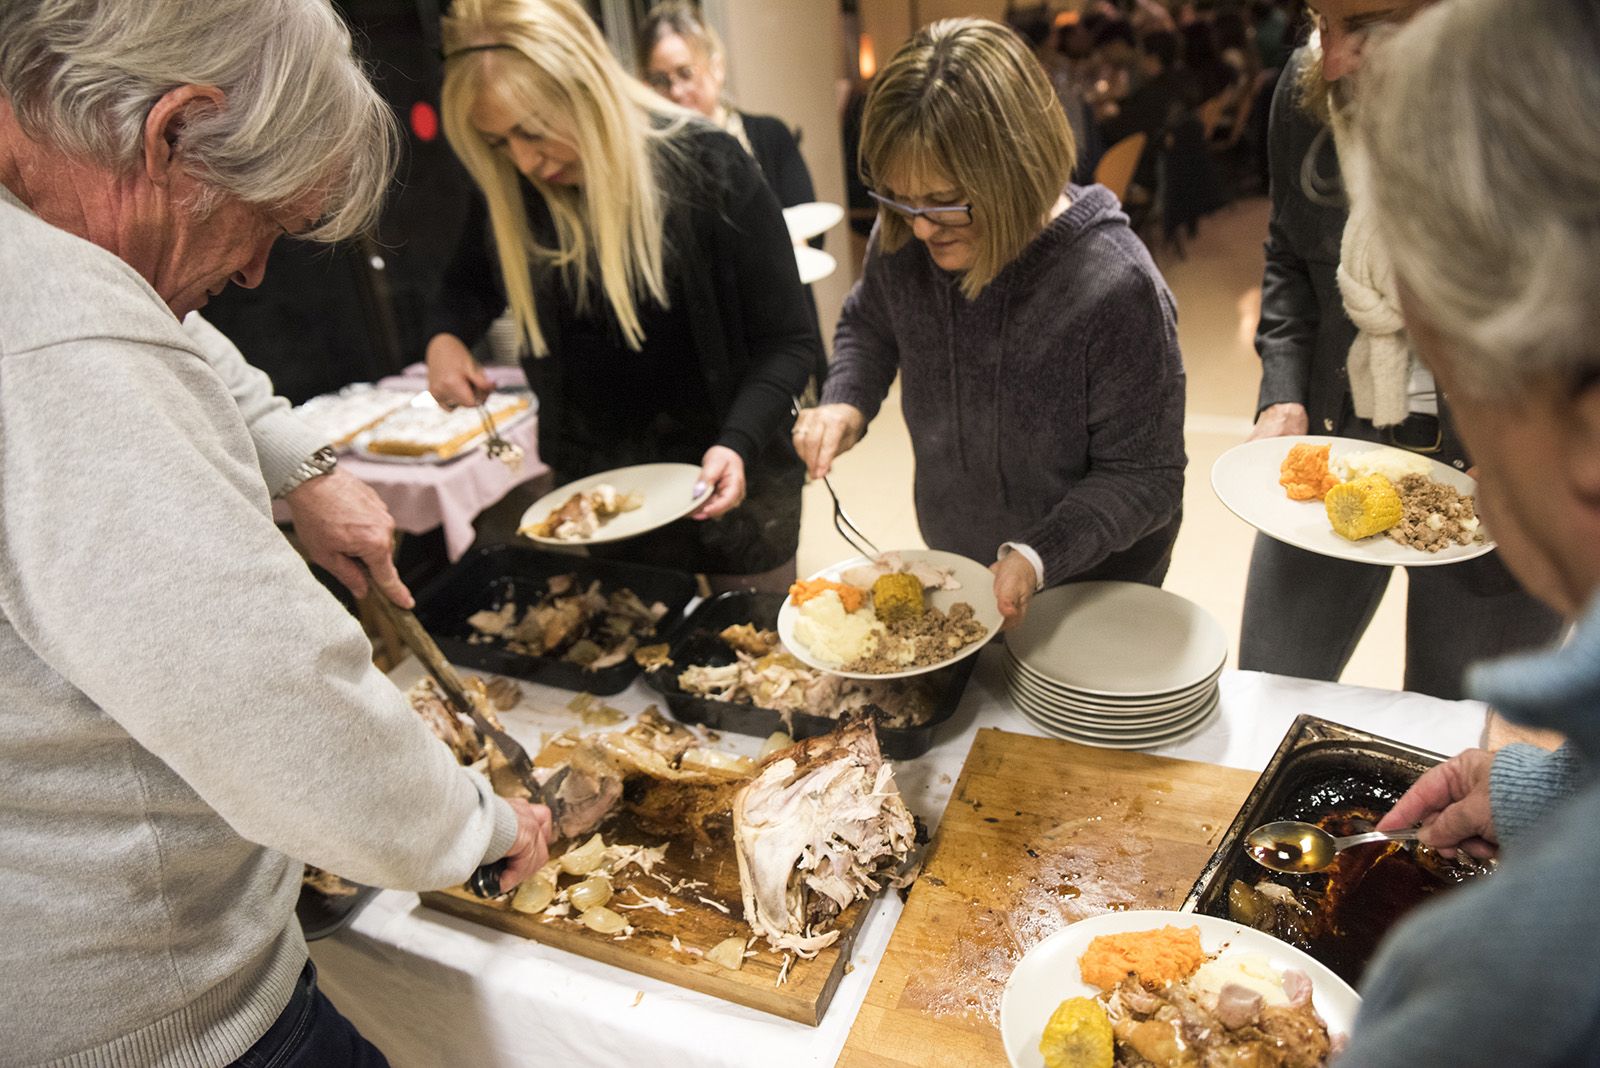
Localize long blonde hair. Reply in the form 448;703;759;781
441;0;687;356
859;18;1075;300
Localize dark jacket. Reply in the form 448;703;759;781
822;185;1185;587
425;121;819;470
741;112;815;214
1253;48;1483;470
1253;48;1356;434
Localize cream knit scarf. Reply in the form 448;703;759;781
1330;94;1413;427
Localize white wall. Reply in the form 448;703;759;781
705;0;851;351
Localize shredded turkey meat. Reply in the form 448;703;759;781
676;625;940;729
463;573;668;670
731;714;918;956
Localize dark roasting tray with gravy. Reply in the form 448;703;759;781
1183;715;1492;985
642;591;974;759
414;544;696;695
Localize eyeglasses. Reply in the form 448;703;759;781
645;65;700;94
867;190;974;228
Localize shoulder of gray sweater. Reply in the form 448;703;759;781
0;195;185;361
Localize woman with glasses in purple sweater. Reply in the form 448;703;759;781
793;18;1186;629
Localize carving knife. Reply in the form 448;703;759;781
364;587;548;899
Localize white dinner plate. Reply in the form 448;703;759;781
1006;582;1229;697
1009;681;1219;741
1005;653;1223;710
1017;699;1220;750
776;549;1002;680
518;463;707;545
1211;435;1495;566
1005;670;1218;728
782;201;845;242
1000;910;1359;1068
794;245;838;285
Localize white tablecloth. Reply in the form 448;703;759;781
310;647;1487;1067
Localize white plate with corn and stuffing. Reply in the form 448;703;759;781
776;549;1001;680
1211;435;1496;567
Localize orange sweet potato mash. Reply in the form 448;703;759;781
787;578;866;614
1079;925;1207;990
1279;443;1341;501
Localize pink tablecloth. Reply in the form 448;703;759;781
276;365;548;559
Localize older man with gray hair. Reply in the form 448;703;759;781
0;1;551;1064
1334;0;1600;1062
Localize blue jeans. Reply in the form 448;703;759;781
230;962;388;1068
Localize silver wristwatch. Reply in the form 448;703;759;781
274;445;339;499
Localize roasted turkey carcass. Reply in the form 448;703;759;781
732;715;917;956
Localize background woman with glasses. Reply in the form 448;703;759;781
637;3;817;229
792;18;1187;629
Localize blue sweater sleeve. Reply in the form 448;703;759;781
1489;742;1585;848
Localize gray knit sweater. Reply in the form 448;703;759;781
823;185;1186;586
1337;595;1600;1065
0;185;517;1067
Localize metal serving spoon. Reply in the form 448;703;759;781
1244;820;1421;874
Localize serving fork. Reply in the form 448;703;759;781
791;395;882;561
474;392;525;469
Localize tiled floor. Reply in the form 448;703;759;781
798;196;1409;691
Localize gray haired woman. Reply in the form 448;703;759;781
1338;1;1600;1061
0;2;551;1063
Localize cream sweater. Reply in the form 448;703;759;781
0;185;517;1067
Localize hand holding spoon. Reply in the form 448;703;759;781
1245;820;1421;874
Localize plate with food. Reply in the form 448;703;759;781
1000;910;1358;1068
1211;435;1494;566
518;463;706;545
351;390;534;464
775;549;1000;680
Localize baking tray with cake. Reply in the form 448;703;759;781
412;543;697;695
640;591;974;759
1182;715;1494;985
349;390;536;465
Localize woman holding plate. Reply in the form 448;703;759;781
793;18;1186;628
424;0;818;591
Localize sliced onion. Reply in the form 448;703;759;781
578;906;628;934
510;876;555;915
758;732;794;759
558;833;607;875
681;748;755;776
569;875;613;912
707;936;747;971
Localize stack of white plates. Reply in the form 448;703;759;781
1003;582;1228;749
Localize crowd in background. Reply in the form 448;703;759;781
999;0;1307;244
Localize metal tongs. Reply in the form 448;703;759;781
791;395;881;560
474;389;524;469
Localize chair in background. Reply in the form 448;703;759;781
1093;131;1148;203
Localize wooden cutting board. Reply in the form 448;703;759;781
420;809;867;1026
839;728;1259;1067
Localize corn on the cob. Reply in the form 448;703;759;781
1325;475;1404;541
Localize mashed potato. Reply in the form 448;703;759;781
1189;952;1290;1008
792;589;882;667
1331;446;1431;484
